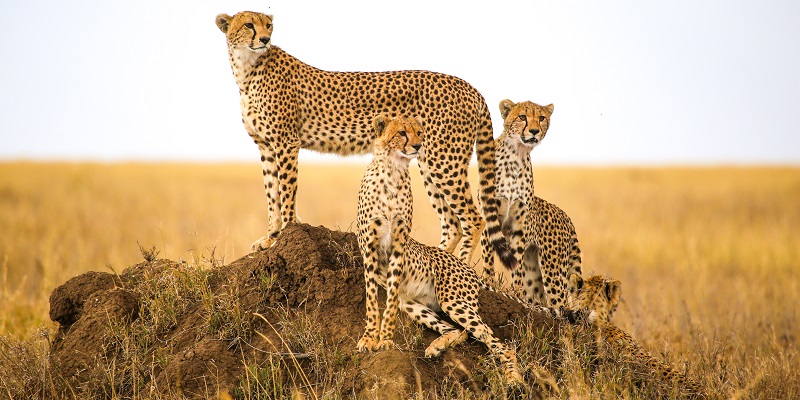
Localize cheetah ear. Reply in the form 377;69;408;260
414;116;424;129
499;99;515;120
605;280;622;307
373;115;388;136
545;103;554;115
216;14;232;33
569;273;583;293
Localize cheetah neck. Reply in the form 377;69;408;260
497;132;535;199
371;149;412;196
227;45;270;90
375;150;412;182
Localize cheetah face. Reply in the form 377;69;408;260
373;115;424;159
568;273;621;324
216;12;274;54
499;100;554;150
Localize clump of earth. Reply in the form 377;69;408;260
46;223;682;399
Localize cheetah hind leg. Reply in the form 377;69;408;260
418;162;462;254
479;229;499;285
440;300;525;386
252;144;283;251
401;300;466;357
426;330;468;358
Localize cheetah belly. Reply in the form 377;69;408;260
400;274;439;312
399;241;439;311
299;118;374;156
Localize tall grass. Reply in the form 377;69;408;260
0;162;798;397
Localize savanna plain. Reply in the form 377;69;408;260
0;162;798;399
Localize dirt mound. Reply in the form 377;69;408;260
47;223;699;399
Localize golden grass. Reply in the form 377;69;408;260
1;162;798;396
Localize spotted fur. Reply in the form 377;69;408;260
215;11;514;269
569;274;706;398
355;116;525;385
481;100;582;308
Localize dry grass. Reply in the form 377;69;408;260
0;162;798;398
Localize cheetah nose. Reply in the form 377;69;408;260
412;144;422;151
259;37;270;45
529;128;540;134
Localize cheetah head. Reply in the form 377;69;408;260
568;273;621;325
373;115;424;161
499;100;554;152
216;12;274;59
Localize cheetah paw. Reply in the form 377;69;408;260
505;369;525;386
251;236;276;251
528;365;561;395
375;339;396;351
560;307;594;325
424;330;467;357
356;335;381;352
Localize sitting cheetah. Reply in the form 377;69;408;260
568;273;706;398
356;115;525;384
481;100;581;308
215;11;514;270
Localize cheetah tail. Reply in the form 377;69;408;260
568;224;583;277
474;114;517;270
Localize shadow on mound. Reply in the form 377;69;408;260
47;223;701;399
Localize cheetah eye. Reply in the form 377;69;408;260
398;131;407;137
517;115;526;122
266;23;272;29
539;116;546;122
244;23;254;29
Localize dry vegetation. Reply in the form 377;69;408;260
0;162;798;398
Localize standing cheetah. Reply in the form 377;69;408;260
356;115;524;384
481;100;582;308
215;11;514;269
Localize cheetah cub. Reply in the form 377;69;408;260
356;115;524;384
481;100;582;311
568;274;705;397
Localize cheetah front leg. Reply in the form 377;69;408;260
275;144;300;229
521;243;546;305
503;200;531;300
251;142;282;251
376;217;410;350
252;143;301;251
356;219;385;352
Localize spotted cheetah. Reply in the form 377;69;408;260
569;273;706;398
481;100;581;308
355;115;525;384
215;11;514;270
567;274;621;325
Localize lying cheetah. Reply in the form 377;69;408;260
215;11;514;269
356;115;524;384
569;273;706;398
481;100;581;308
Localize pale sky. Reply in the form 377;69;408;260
1;0;798;165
